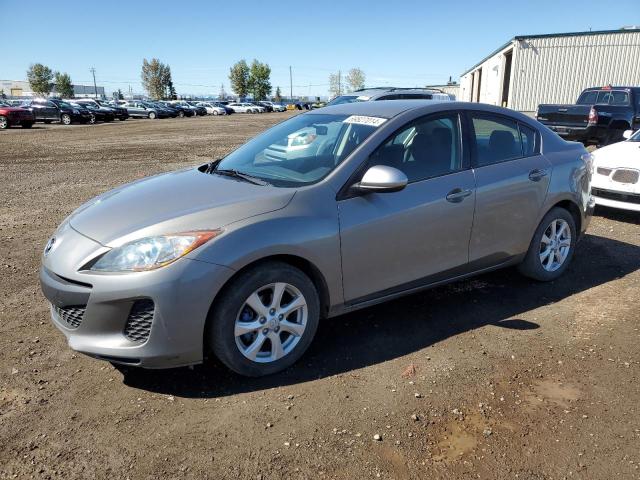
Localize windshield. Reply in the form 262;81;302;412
215;113;383;187
629;129;640;142
326;95;366;106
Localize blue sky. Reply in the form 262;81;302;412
1;0;637;97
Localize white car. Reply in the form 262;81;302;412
197;102;226;115
591;129;640;211
261;101;286;112
227;102;261;114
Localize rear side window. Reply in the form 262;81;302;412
519;123;537;156
610;91;630;105
470;114;526;166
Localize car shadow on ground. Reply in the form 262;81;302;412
121;233;640;397
594;205;640;225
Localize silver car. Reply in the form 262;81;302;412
40;101;593;376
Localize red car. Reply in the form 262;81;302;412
0;101;35;129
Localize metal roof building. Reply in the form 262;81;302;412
0;79;105;98
459;28;640;113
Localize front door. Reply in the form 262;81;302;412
338;112;476;303
466;111;551;264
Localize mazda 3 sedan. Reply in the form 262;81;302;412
40;101;593;376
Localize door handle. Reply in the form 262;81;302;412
528;169;548;181
446;188;473;203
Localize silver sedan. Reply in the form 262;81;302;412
40;101;594;376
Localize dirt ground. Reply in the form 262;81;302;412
1;113;639;480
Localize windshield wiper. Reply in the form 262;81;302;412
211;168;270;186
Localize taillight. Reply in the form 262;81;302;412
588;107;598;125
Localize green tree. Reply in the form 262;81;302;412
346;68;365;92
228;59;249;99
248;60;272;100
274;86;282;103
27;63;54;97
141;58;170;100
54;72;74;98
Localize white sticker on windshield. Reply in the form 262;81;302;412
356;96;371;101
343;115;387;127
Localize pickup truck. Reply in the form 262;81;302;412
536;86;640;146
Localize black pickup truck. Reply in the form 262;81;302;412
536;86;640;146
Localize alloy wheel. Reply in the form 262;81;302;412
539;219;571;272
61;114;71;125
234;282;308;363
0;116;8;129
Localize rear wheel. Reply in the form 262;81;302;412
518;207;576;281
208;262;320;377
178;111;185;118
0;115;8;129
213;110;219;116
61;113;72;125
89;114;96;124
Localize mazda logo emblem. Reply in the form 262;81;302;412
44;237;56;255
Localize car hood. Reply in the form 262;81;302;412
592;141;640;169
68;167;295;247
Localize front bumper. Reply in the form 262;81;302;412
592;187;640;211
40;225;235;368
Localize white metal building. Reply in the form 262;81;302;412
459;28;640;113
0;79;105;98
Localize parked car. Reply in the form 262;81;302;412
255;101;274;112
145;101;177;118
21;98;91;125
326;87;454;107
65;102;98;124
169;101;200;116
269;102;287;112
67;101;115;123
227;102;262;113
0;100;35;129
40;101;593;376
536;86;640;146
212;102;234;115
121;101;162;119
590;128;640;211
95;100;129;121
185;102;207;116
197;102;226;115
159;101;193;118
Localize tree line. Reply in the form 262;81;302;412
26;63;75;98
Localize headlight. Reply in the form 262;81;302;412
89;230;221;272
290;133;317;147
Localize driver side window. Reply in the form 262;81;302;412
369;113;462;183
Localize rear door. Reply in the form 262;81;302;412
466;111;551;266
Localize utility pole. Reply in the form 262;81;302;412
90;67;98;98
289;66;293;102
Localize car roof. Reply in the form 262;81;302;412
308;100;445;118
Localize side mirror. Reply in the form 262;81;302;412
353;165;408;193
623;130;633;140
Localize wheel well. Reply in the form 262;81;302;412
610;120;630;131
215;255;331;319
552;200;581;233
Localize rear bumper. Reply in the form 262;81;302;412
542;124;605;143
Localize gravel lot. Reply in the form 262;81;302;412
1;114;639;479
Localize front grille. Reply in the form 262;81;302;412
612;169;639;184
53;304;86;329
592;188;640;205
124;299;154;342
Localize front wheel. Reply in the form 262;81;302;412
21;122;33;129
208;262;320;377
213;110;219;116
518;207;577;281
148;111;156;119
0;115;8;129
178;111;185;118
61;113;72;125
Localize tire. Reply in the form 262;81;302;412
518;207;577;281
0;115;8;129
61;114;72;125
178;111;185;118
208;262;320;377
213;110;219;116
89;114;96;125
148;111;156;119
21;122;33;129
603;129;625;146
